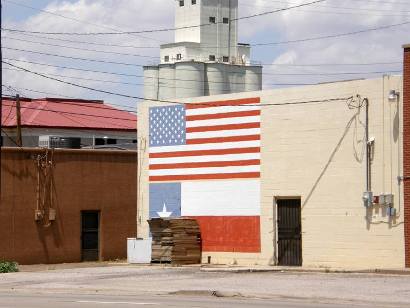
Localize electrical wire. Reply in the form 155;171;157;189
3;57;402;100
4;67;317;92
2;37;159;59
241;0;410;11
1;101;137;123
2;62;355;110
1;0;326;35
239;2;410;17
2;84;138;114
2;83;75;99
3;19;409;51
1;128;24;149
2;50;402;77
252;20;410;46
3;57;137;77
2;0;164;44
1;31;158;49
3;67;145;87
3;36;403;67
2;47;148;68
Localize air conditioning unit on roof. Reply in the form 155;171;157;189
39;135;81;149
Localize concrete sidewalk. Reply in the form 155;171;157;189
17;262;410;276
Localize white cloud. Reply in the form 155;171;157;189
3;0;175;107
2;0;409;104
237;0;409;87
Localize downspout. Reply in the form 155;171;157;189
365;98;370;193
363;97;373;207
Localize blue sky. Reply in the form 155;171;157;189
2;0;410;110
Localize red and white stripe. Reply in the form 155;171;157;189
149;98;261;182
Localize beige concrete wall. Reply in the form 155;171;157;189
137;76;405;269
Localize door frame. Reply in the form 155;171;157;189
81;210;101;262
274;197;302;266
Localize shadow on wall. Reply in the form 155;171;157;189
302;101;364;210
300;96;403;230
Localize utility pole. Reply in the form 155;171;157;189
16;94;22;147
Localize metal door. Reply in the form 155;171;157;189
277;199;302;266
81;211;100;261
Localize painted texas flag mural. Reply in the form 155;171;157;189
149;97;261;253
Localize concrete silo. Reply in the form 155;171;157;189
175;61;205;99
143;66;159;100
158;64;176;100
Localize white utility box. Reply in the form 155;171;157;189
127;238;152;264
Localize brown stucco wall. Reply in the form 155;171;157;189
0;148;137;265
404;46;410;268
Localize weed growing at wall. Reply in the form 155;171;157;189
0;261;19;273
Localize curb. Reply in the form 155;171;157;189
199;267;410;275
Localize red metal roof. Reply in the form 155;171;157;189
1;97;137;131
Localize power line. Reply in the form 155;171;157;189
239;2;410;17
2;84;73;98
241;0;410;10
2;57;402;98
2;47;148;68
4;67;318;94
1;31;159;49
252;20;410;46
2;0;326;35
1;128;24;149
3;33;402;67
341;0;410;5
2;48;402;77
1;84;137;113
2;37;160;59
2;0;163;43
263;61;402;67
3;57;402;97
1;101;137;123
3;57;138;77
0;56;260;86
1;95;137;130
2;60;154;101
4;19;410;49
3;67;145;87
2;60;356;109
1;84;138;114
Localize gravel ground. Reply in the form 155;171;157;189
0;266;409;306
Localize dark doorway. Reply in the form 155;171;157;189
277;199;302;266
81;211;100;262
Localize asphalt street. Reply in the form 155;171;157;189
1;266;409;307
0;293;405;308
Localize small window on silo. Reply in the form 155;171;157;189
179;0;184;7
209;55;216;61
164;56;170;62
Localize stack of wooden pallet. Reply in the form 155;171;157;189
148;218;201;265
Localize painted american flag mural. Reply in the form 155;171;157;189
149;98;261;253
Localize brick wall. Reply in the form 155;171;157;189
404;46;410;268
0;148;138;264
